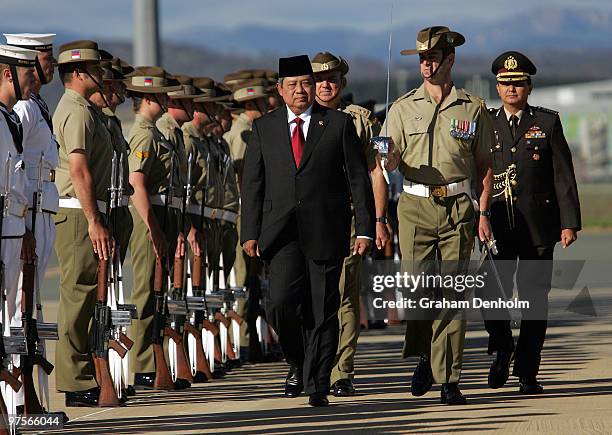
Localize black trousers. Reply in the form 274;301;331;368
484;228;555;379
264;220;342;394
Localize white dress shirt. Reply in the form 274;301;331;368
286;103;313;139
504;108;523;126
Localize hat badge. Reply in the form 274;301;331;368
321;63;330;71
504;56;518;71
71;50;81;60
418;43;428;51
447;35;454;43
144;77;153;86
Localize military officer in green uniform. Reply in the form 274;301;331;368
310;51;390;396
384;27;494;405
53;40;112;407
124;67;191;389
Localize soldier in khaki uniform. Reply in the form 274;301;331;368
124;67;191;389
384;27;493;404
52;40;112;407
311;51;390;396
222;77;269;361
88;57;133;261
187;80;233;281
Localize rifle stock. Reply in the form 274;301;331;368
118;332;134;351
163;327;193;383
183;322;213;379
93;259;120;407
152;258;174;390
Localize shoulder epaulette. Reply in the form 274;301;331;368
393;88;418;104
344;104;372;119
534;106;558;116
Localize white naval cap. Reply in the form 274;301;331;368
4;33;55;50
0;44;38;67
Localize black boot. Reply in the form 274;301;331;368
308;392;329;407
331;379;356;397
133;372;156;390
65;387;100;407
284;364;303;397
411;355;433;396
488;350;513;389
441;383;467;405
519;376;543;394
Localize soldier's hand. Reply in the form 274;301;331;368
354;237;371;256
561;228;577;248
149;222;168;259
89;216;112;260
176;232;186;258
188;226;203;257
21;229;37;264
478;216;493;243
375;222;390;250
384;138;400;172
243;240;259;258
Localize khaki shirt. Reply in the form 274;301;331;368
212;136;239;213
53;88;112;201
128;114;176;196
182;121;223;208
383;83;493;186
155;112;189;193
341;102;380;169
223;112;252;181
102;107;134;196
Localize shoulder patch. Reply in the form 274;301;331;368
487;107;496;114
534;106;559;116
134;150;150;160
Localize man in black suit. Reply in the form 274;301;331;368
485;51;581;394
240;55;375;407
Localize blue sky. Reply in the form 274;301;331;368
3;0;611;39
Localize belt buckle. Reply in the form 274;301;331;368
49;169;55;183
430;185;447;198
210;209;218;220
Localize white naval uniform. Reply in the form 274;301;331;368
14;96;59;321
0;107;28;410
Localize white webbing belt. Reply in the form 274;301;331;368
403;179;471;198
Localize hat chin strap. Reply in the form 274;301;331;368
85;70;110;107
425;51;449;81
10;66;23;101
179;99;193;122
35;58;47;86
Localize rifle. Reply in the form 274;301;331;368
91;151;126;407
166;152;193;385
185;152;214;381
106;153;135;399
19;153;55;415
0;162;26;433
150;150;175;390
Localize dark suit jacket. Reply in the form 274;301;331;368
240;103;375;260
490;104;581;247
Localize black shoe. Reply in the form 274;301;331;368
488;350;513;389
193;371;209;383
212;368;226;379
411;355;433;396
519;376;543;394
125;384;136;396
239;346;250;364
133;372;156;390
308;392;329;407
65;388;100;407
119;392;129;404
441;383;467;405
331;379;356;397
284;364;304;397
173;378;191;390
225;359;242;370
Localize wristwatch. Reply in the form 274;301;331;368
376;216;388;224
479;210;491;218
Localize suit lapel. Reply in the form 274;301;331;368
275;106;297;172
513;105;536;146
297;104;327;171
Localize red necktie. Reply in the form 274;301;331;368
291;117;305;167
